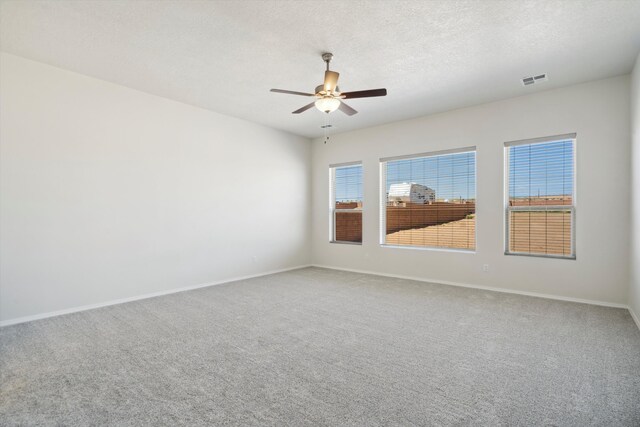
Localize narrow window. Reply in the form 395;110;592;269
505;134;576;259
380;148;476;250
330;163;363;244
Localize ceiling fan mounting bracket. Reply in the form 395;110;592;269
322;52;333;66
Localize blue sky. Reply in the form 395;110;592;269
386;151;476;201
334;165;363;203
508;140;573;198
334;141;572;202
334;152;477;202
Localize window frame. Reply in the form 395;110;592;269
379;146;477;252
503;133;577;260
329;161;363;245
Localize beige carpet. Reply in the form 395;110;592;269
1;267;639;426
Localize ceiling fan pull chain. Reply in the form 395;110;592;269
323;116;328;143
322;119;331;144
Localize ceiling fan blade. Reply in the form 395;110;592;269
324;71;340;92
341;88;387;99
270;88;315;97
338;101;358;116
292;102;316;114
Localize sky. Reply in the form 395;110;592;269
508;140;573;199
334;140;573;203
334;165;363;203
385;151;476;201
334;151;476;202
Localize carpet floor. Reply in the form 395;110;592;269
1;267;639;426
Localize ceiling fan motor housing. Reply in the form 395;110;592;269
315;85;340;95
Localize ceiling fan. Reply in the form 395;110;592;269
270;53;387;116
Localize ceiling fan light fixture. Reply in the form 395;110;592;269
315;96;341;113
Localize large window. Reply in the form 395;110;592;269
380;148;476;250
505;134;575;259
330;162;363;244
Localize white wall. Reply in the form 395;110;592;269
1;51;634;325
0;53;311;324
312;76;631;305
630;53;640;322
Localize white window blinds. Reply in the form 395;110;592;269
380;148;476;250
505;135;576;258
330;163;363;243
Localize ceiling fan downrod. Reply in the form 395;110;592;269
322;52;333;71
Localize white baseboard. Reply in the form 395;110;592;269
311;264;630;309
629;306;640;331
5;264;638;332
0;264;312;328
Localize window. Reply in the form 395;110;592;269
380;148;476;250
505;134;575;259
330;162;363;244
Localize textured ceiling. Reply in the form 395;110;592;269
2;0;640;138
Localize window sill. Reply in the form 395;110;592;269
380;244;475;254
504;252;576;260
330;241;362;246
